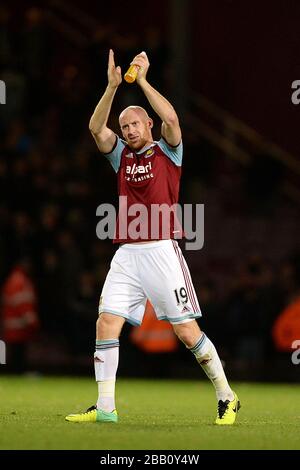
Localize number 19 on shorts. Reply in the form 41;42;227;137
174;287;188;305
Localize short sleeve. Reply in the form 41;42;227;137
157;137;183;166
103;135;126;173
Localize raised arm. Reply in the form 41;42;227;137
131;52;181;146
89;49;122;153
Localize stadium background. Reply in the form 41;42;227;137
1;0;300;383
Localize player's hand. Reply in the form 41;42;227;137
107;49;122;89
130;51;150;84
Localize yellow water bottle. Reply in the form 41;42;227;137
124;64;140;83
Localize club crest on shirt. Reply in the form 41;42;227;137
126;152;134;158
145;148;154;158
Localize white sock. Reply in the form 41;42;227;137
189;333;234;402
94;339;119;412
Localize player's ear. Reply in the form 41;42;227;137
148;119;153;129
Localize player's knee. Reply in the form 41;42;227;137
172;326;193;348
172;321;201;348
96;316;102;332
97;313;114;335
96;312;124;338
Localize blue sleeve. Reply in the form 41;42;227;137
103;135;126;173
157;138;183;166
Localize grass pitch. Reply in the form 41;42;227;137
0;376;299;450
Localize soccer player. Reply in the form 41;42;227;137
65;50;240;425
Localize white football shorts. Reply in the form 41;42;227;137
98;240;202;325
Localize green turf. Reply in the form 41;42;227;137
0;376;299;450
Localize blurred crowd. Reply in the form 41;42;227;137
0;5;300;376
